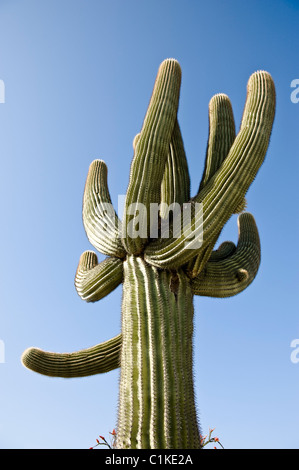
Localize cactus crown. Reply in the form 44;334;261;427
22;59;275;449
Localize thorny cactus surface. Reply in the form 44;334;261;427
22;59;276;449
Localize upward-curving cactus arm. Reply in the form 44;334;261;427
83;159;126;259
198;93;236;192
186;93;237;278
75;251;123;302
122;59;182;255
160;118;190;213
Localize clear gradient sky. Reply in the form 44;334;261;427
0;0;298;449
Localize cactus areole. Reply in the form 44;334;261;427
22;59;275;449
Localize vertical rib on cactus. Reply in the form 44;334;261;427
21;59;275;449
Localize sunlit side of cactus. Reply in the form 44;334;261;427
22;59;275;449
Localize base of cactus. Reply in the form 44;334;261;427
116;255;200;449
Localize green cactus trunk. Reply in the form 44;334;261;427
117;255;200;449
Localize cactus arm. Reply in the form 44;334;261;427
187;94;236;278
74;251;123;302
198;93;236;192
144;71;275;270
160;119;190;215
21;334;122;378
122;59;182;255
83;159;126;258
191;213;260;297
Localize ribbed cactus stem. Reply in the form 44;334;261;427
116;255;200;449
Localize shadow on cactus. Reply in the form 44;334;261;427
21;59;275;449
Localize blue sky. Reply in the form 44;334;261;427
0;0;298;449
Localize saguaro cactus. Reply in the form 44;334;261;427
22;59;275;449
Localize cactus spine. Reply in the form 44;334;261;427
22;59;275;449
